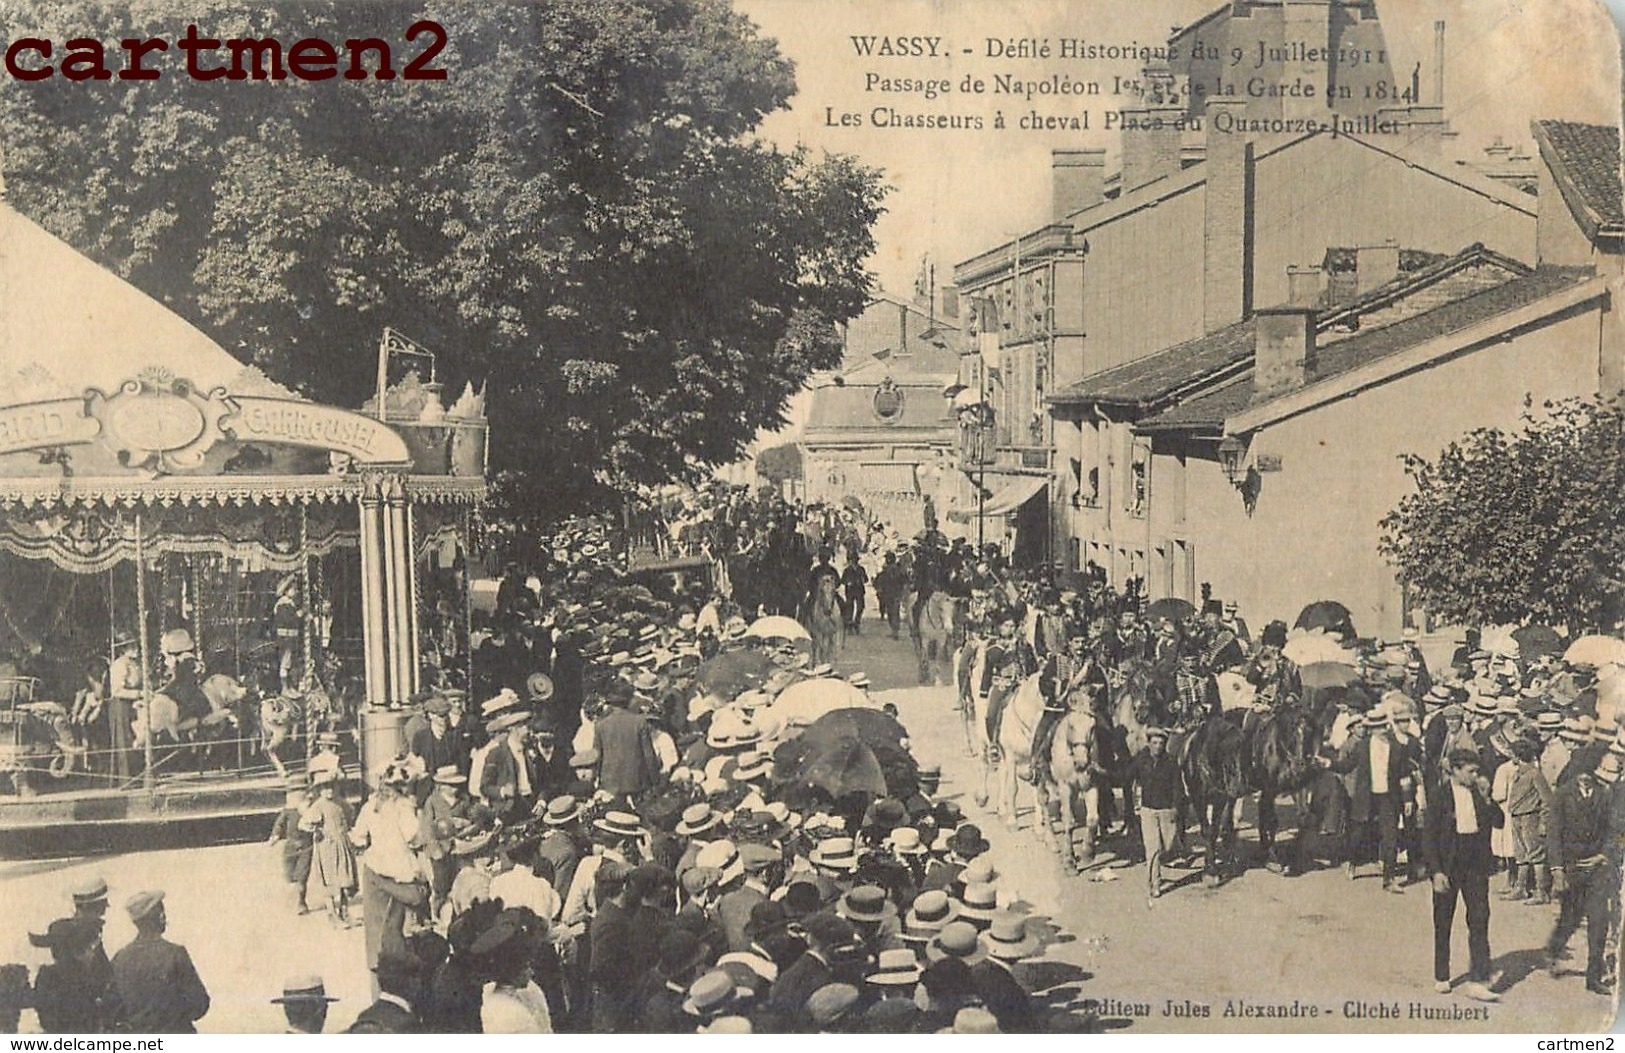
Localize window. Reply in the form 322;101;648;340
1127;439;1151;518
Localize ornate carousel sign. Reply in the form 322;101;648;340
0;370;411;470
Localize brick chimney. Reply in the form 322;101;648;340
1355;241;1400;296
1203;98;1254;333
1051;148;1106;221
1120;106;1185;193
1253;305;1316;402
1287;265;1322;307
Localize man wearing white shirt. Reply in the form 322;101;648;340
1422;749;1504;1002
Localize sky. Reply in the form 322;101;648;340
736;0;1624;302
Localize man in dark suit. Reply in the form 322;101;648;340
592;686;661;798
1332;707;1420;890
409;700;458;804
108;892;210;1034
1422;748;1504;1002
1545;766;1615;995
346;951;424;1033
973;916;1040;1032
769;913;854;1018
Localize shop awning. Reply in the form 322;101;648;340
948;474;1047;521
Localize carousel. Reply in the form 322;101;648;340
0;200;487;854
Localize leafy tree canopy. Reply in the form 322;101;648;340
0;0;886;525
1379;396;1625;633
754;441;801;484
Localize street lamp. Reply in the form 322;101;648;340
1217;435;1248;487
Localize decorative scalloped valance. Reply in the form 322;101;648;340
0;502;359;574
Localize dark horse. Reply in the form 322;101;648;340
1175;698;1329;886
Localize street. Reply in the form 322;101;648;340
0;623;1614;1033
832;623;1617;1034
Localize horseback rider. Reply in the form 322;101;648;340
980;612;1031;751
1171;651;1221;728
1029;634;1107;785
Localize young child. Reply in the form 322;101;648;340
1504;735;1553;903
300;771;358;927
267;776;315;914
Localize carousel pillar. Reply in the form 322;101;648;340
358;472;389;707
405;502;422;696
382;474;412;706
133;512;154;796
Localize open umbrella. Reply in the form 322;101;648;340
774;735;889;799
1294;601;1356;639
798;707;909;752
1282;631;1357;667
745;615;812;642
1298;661;1360;690
766;677;875;730
1143;598;1195;624
1512;625;1565;661
1564;635;1625;668
695;650;777;700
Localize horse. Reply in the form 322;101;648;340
807;575;844;667
0;702;83;795
911;590;956;685
970;671;1045;830
1045;694;1107;873
1175;697;1330;886
133;673;250;773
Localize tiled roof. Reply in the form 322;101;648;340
1138;267;1596;431
1534;120;1624;237
1051;243;1528;412
1049;321;1256;409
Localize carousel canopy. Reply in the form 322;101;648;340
0;202;292;403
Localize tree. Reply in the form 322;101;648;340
1379;396;1625;632
754;442;801;486
0;0;885;528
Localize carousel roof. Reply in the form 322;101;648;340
0;201;293;402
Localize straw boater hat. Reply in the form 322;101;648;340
848;672;871;690
1468;696;1500;719
487;710;528;735
272;977;339;1005
867;947;924;986
957;883;999;927
809;836;860;873
806;663;834;679
926;921;988;967
71;876;109;909
903;890;960;944
1536;710;1566;731
960;856;998;886
543;795;583;825
676;802;723;838
733;751;774;782
887;827;927;856
480;689;524;718
683;970;746;1019
432;765;467;786
1424;685;1455;708
594;811;643;839
159;629;195;655
696;839;746;887
984;912;1041;961
1597;753;1623;784
1560;716;1595;745
526;673;555;702
837;885;898;926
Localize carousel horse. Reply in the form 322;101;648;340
807;575;844;668
0;702;83;794
133;673;249;766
